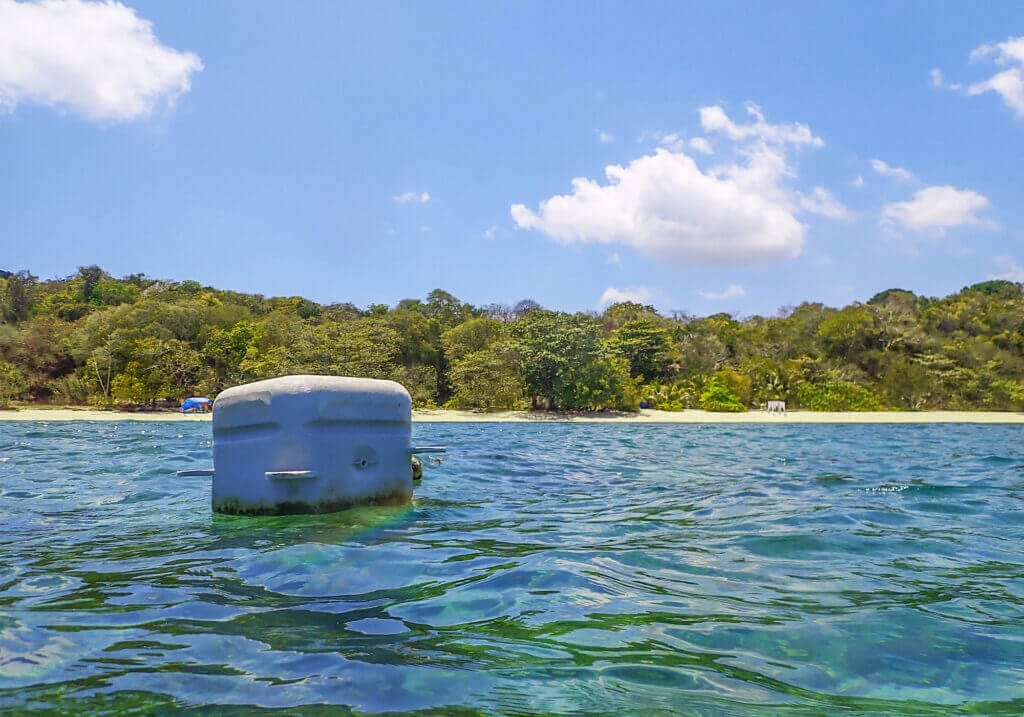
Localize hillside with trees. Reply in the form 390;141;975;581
2;266;1023;412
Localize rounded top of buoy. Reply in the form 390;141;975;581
213;375;412;427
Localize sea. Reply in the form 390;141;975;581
1;421;1023;714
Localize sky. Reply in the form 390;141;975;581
1;0;1022;317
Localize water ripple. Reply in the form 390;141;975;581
1;421;1024;713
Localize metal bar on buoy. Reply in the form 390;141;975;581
265;470;317;481
409;446;446;454
177;468;216;477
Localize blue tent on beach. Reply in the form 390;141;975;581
180;397;212;413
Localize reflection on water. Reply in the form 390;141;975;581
2;421;1024;713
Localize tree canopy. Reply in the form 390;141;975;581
2;266;1023;413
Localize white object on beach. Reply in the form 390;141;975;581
766;400;787;415
210;375;418;515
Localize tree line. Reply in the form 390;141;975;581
1;266;1023;412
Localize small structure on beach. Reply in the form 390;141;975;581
766;400;786;415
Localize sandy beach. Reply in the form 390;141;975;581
2;407;1023;424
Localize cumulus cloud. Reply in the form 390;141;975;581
482;225;497;240
799;187;850;219
698;284;746;301
394;191;431;205
0;0;202;121
990;255;1024;282
597;285;657;308
512;103;829;267
967;36;1024;117
597;130;614;144
851;174;864;187
882;185;997;233
870;159;915;182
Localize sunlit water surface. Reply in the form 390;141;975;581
2;421;1024;714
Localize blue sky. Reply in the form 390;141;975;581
1;1;1022;316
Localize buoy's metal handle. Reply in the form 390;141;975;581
177;468;215;477
409;446;446;454
266;470;317;481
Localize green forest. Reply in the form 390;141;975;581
2;266;1024;412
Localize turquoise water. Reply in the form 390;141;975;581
2;422;1024;714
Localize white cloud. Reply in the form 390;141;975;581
394;191;431;205
512;103;824;267
882;185;997;233
990;255;1024;282
968;70;1024;117
606;252;622;266
930;68;944;88
698;101;823;148
968;36;1024;117
657;132;685;152
482;225;497;240
0;0;202;121
698;283;746;300
689;137;713;154
639;131;711;154
851;174;864;187
799;187;850;220
870;159;915;182
597;285;657;308
597;130;614;144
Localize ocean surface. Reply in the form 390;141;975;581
2;421;1024;715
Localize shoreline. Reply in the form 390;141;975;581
1;407;1023;424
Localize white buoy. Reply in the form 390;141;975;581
210;375;418;515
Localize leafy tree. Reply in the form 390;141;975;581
447;345;526;410
78;265;106;302
512;299;542;318
817;305;876;357
556;354;638;411
90;278;140;307
510;311;603;410
0;361;28;406
0;271;37;322
425;289;476;327
600;301;660;331
877;355;931;409
676;331;728;383
442;318;504;364
202;320;258;386
606;318;673;380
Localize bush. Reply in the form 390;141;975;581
795;380;880;411
700;377;747;412
641;381;689;411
